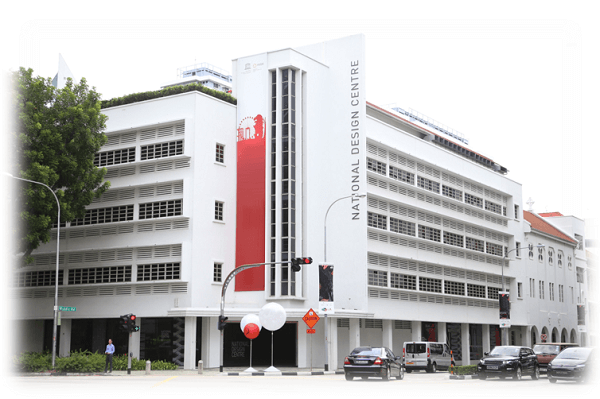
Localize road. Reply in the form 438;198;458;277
7;371;599;399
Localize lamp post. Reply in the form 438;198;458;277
7;173;61;368
501;244;544;345
322;192;366;371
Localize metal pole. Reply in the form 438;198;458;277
7;174;61;368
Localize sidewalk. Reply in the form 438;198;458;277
21;367;345;377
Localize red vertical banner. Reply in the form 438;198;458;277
235;115;266;291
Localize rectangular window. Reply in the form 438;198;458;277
139;199;182;220
215;143;225;163
419;277;442;293
68;266;132;285
487;286;500;300
517;282;523;298
390;273;417;290
390;217;415;236
94;147;136;167
389;165;414;184
367;157;387;175
71;205;134;226
549;282;555;301
444;280;465;296
443;231;464;248
465;193;483;208
140;140;183;160
368;269;387;287
559;284;564;302
514;205;520;219
442;185;462;201
417;176;440;193
466;236;484;252
14;270;64;287
368;212;387;230
485;200;502;215
539;280;545;299
530;278;535;298
418;225;441;242
467;283;486;298
213;263;222;283
576;267;584;283
137;262;181;281
486;242;503;257
215;201;224;221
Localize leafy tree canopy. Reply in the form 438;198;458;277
11;67;110;263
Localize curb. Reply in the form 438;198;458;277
226;371;344;376
449;374;479;380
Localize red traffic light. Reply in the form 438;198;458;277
130;315;136;321
301;257;313;264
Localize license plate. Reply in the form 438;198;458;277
487;366;499;370
406;362;414;365
355;361;368;364
556;371;568;375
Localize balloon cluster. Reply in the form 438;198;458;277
240;303;287;340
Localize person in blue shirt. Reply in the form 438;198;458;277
104;339;115;373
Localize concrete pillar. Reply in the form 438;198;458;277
203;317;221;368
329;318;338;370
382;320;393;351
298;321;308;368
482;324;491;355
58;319;72;357
411;320;422;342
349;318;360;350
183;316;197;369
523;325;532;348
460;323;470;366
437;322;447;344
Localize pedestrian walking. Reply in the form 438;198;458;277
104;339;115;373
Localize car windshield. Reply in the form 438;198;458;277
489;347;520;357
351;348;382;357
554;348;592;361
405;343;426;354
533;345;560;354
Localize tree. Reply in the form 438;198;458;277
11;67;110;262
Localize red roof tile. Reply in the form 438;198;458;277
524;211;577;244
539;212;564;217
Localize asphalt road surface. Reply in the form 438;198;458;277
7;371;599;399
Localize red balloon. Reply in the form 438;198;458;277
244;323;260;339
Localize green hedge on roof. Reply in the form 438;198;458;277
101;83;236;109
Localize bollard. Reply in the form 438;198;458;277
450;350;455;375
146;360;151;375
198;360;203;375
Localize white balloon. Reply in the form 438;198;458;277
259;302;287;331
240;314;262;332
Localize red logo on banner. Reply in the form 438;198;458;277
237;115;265;142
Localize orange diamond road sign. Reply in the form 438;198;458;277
302;308;320;329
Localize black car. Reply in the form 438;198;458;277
547;347;593;383
477;345;540;380
344;346;404;381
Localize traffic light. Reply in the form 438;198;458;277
499;292;510;319
291;257;313;272
129;314;139;332
119;314;130;331
218;315;228;330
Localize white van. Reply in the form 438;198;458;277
403;341;452;373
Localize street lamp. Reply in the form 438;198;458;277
501;243;544;345
7;173;61;368
322;192;366;371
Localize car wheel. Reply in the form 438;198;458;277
532;365;539;380
479;372;487;380
431;363;437;373
397;367;404;380
406;369;412;373
514;366;522;381
549;378;557;384
382;366;390;381
345;373;353;381
361;376;368;380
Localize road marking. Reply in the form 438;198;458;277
152;376;178;388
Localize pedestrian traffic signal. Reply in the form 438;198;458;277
499;292;510;319
128;314;139;332
218;315;228;330
290;257;313;272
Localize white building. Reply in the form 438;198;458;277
12;34;589;370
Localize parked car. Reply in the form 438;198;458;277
533;342;579;372
547;347;593;383
477;345;539;380
403;341;451;373
343;346;404;381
